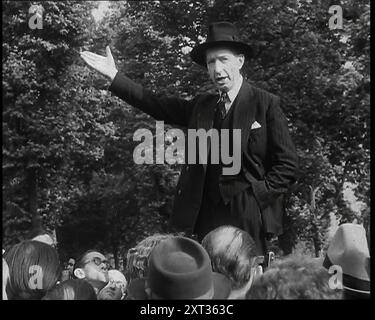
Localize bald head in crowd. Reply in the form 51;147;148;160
202;225;262;299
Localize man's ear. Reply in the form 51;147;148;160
237;54;245;69
73;268;86;279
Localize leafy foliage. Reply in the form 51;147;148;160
3;0;369;262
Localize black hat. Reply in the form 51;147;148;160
126;236;232;299
190;21;253;67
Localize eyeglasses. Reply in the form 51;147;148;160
84;257;110;269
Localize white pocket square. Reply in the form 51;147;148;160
251;121;261;130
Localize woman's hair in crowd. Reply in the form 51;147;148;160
246;254;343;299
124;233;175;282
202;225;258;289
4;240;61;300
42;279;97;300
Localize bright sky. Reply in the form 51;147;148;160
343;182;365;213
92;1;110;23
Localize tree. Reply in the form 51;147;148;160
3;0;369;259
3;1;99;246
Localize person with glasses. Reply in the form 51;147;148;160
73;250;110;295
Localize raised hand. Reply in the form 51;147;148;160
80;46;118;81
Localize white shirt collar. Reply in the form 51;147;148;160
219;75;243;108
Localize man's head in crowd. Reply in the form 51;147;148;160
67;258;75;274
73;250;110;286
126;236;231;300
246;254;343;299
42;279;97;300
4;240;61;300
125;233;174;282
97;269;127;300
106;253;115;270
202;225;261;299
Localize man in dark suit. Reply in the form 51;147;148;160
80;22;298;255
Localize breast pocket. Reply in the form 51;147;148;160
247;125;267;159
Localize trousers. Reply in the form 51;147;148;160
193;186;268;255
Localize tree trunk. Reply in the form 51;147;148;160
310;185;322;257
278;211;295;255
312;226;321;257
113;245;119;270
26;167;41;230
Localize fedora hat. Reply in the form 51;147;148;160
126;236;231;299
190;21;253;67
323;223;370;296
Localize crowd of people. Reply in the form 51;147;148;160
2;223;370;300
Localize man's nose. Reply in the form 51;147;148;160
212;60;224;73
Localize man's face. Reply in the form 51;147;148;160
67;259;75;273
206;47;244;92
106;254;115;269
80;252;109;283
97;281;123;300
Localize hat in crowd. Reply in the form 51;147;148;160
323;223;370;296
190;21;253;67
127;236;231;299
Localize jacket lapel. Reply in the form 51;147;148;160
231;81;257;155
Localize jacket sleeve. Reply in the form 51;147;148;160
251;96;299;210
108;72;197;127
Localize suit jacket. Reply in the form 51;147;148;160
109;73;298;236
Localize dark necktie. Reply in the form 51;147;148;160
217;92;229;119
